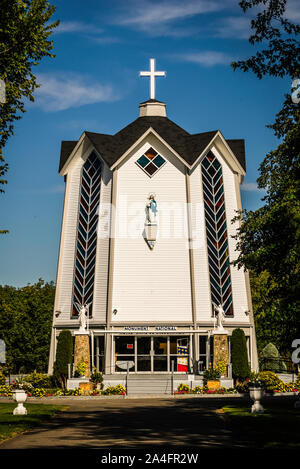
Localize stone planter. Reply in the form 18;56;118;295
206;380;220;391
249;386;264;413
12;389;28;415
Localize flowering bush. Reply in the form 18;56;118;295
55;387;83;396
175;383;237;395
102;384;126;395
74;358;88;377
0;385;12;396
177;383;190;393
273;382;299;393
257;371;284;391
215;360;227;377
25;372;52;389
89;389;101;396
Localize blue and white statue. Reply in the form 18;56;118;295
146;194;157;224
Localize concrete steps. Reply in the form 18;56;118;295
102;374;211;396
127;375;173;395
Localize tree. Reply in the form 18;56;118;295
231;328;251;382
0;279;55;373
250;270;299;355
0;154;8;233
260;342;287;373
231;0;300;353
53;330;73;389
0;0;59;230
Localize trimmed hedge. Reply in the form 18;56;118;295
231;328;250;381
53;330;73;389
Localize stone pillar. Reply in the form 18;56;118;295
213;333;229;369
74;333;91;378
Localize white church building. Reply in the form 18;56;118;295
48;60;258;382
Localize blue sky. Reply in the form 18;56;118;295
1;0;297;286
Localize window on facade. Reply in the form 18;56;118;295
94;336;105;373
72;152;101;317
198;336;208;371
115;336;135;372
136;147;166;177
169;336;189;372
201;151;233;316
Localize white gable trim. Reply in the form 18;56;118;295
109;127;189;170
59;132;108;176
191;131;245;176
59;132;85;176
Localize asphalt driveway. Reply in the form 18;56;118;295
0;397;247;449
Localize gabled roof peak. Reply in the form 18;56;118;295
59;116;245;174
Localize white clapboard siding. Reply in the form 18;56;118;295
111;134;193;323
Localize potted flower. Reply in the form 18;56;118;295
203;364;221;390
90;369;104;391
11;378;28;415
248;372;264;413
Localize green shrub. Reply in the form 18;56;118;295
25;372;52;388
203;364;221;383
231;328;251;382
259;343;287;373
52;330;73;389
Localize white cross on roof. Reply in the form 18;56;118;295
140;58;166;100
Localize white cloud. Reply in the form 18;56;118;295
175;51;233;66
213;16;251;39
34;73;118;112
240;182;264;192
55;21;104;35
114;0;227;36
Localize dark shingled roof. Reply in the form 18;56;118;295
59;116;245;172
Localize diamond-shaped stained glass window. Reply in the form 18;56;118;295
136;147;166;177
137;155;149;168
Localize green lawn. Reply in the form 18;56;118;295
222;398;300;449
0;403;66;443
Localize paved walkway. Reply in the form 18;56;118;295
0;397;248;449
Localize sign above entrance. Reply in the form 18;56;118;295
124;326;178;332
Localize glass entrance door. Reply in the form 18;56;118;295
137;337;151;371
153;337;168;371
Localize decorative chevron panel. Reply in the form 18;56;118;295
72;152;101;317
201;151;233;316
